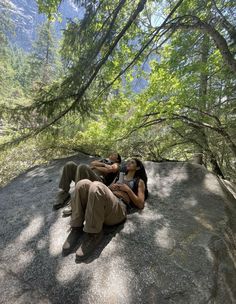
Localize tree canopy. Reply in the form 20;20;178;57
0;0;235;185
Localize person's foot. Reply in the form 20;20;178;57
62;227;84;256
62;205;72;217
53;190;70;210
75;231;104;261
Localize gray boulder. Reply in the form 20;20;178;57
0;153;235;304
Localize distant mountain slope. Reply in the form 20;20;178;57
0;0;148;92
0;0;80;51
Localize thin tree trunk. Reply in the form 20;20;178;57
197;34;225;178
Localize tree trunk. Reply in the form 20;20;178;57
173;17;236;74
196;34;224;178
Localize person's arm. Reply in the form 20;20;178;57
90;160;106;167
115;180;145;209
93;163;119;174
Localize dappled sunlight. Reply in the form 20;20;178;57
181;196;198;209
56;239;133;295
0;0;235;298
16;249;35;271
203;173;225;196
1;152;235;303
1;215;44;272
4;215;44;250
155;226;176;250
37;238;47;250
131;205;164;222
204;246;214;263
25;167;48;178
147;164;189;198
17;215;44;244
56;257;82;283
194;215;214;231
141;206;164;221
121;220;137;234
49;213;70;257
2;246;35;273
121;206;168;238
85;256;132;304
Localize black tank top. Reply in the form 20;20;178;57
122;177;140;209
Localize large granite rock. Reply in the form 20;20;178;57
0;153;236;304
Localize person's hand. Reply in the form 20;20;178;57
104;164;112;169
118;183;130;192
113;183;130;193
109;184;120;191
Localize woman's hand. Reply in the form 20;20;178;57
112;183;130;193
109;184;120;191
117;183;130;192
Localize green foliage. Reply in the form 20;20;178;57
37;0;62;20
1;0;236;185
0;136;72;187
28;21;61;87
0;9;29;105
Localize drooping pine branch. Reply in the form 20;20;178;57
0;0;148;149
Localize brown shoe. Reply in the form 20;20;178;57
53;190;70;210
76;231;104;261
62;205;72;217
62;227;83;256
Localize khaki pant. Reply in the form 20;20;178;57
70;179;127;233
59;161;103;192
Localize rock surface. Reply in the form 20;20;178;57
0;152;236;304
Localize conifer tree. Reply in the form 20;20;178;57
28;20;59;87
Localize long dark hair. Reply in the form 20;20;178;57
133;158;149;199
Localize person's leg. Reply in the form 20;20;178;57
62;164;103;216
84;181;127;233
75;164;103;183
62;179;92;255
76;181;127;260
59;162;101;194
59;161;78;192
70;179;93;227
54;161;78;210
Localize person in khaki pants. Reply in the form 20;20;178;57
62;158;148;261
53;152;121;212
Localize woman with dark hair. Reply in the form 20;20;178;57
62;158;148;261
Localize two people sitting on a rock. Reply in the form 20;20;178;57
54;154;148;261
62;158;148;261
53;152;122;216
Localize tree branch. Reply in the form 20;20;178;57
169;15;236;74
1;0;148;149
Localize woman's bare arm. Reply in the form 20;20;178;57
114;180;145;209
